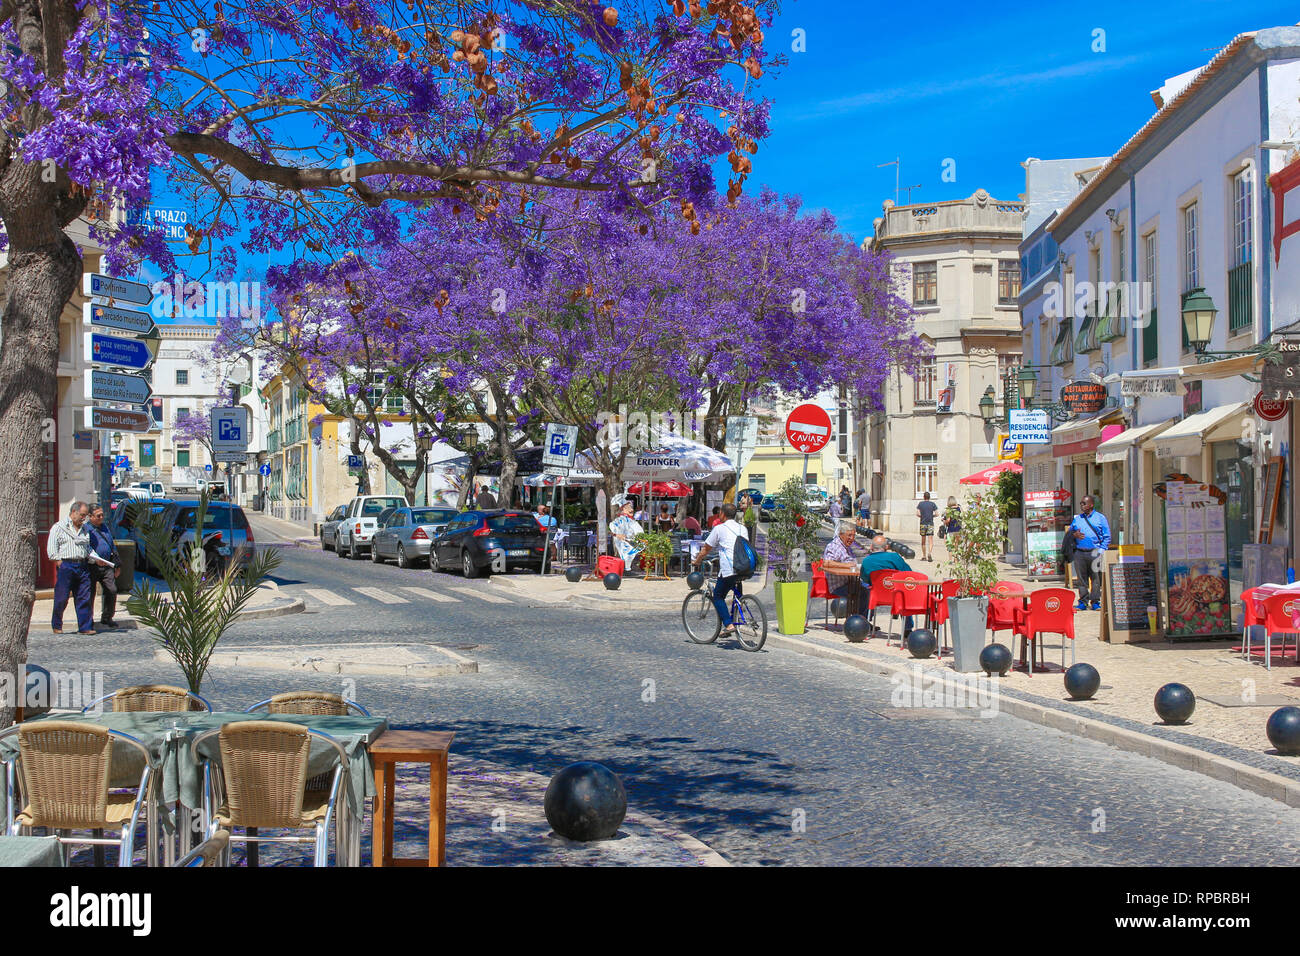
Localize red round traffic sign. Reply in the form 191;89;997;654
1254;392;1288;422
785;403;832;454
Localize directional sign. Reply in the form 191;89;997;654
259;463;272;477
542;423;578;469
213;451;247;463
785;403;832;455
211;407;250;455
86;406;153;432
204;464;213;472
83;273;153;306
347;455;365;469
85;332;157;371
726;415;759;472
86;368;152;405
84;301;155;336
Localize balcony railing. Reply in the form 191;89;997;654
267;429;281;454
284;416;305;446
1228;261;1253;334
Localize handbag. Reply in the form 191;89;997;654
937;524;946;539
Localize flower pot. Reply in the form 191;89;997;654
775;580;810;635
947;595;990;673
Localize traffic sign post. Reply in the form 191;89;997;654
785;403;832;485
85;406;153;432
210;407;251;457
83;302;156;336
85;368;152;404
542;423;578;469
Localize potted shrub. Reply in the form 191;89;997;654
632;529;673;580
124;495;281;695
992;469;1024;564
766;476;820;635
942;492;1005;673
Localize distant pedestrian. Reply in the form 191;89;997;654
535;503;557;531
682;513;702;535
708;506;724;529
1069;495;1111;611
940;496;962;551
47;501;96;635
916;492;938;562
855;488;871;529
829;497;843;521
741;494;758;541
86;505;120;628
655;504;677;532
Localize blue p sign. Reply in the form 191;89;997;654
218;419;241;442
549;432;570;457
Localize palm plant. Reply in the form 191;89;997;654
124;495;280;694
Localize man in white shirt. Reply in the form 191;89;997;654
692;502;749;637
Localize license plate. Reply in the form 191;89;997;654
508;549;530;556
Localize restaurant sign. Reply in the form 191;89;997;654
1059;381;1107;413
1120;373;1183;397
1260;336;1300;401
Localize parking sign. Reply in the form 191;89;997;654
542;423;578;470
210;406;250;455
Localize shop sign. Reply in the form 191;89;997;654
996;434;1021;461
1025;489;1071;505
1260;336;1300;400
1254;392;1289;422
1009;408;1051;444
1059;381;1107;413
1182;379;1202;417
1120;374;1182;397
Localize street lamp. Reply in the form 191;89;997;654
1180;287;1218;354
1017;366;1038;404
979;386;998;425
416;433;432;505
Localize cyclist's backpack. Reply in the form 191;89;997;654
732;531;757;581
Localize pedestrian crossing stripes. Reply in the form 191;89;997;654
401;586;455;603
304;588;355;606
352;587;410;604
447;586;511;604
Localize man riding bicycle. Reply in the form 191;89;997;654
692;502;749;639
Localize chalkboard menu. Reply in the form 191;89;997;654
1107;561;1160;634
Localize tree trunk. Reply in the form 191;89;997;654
0;238;81;728
349;418;371;495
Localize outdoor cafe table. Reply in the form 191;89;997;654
0;835;63;867
882;576;945;632
1;711;387;865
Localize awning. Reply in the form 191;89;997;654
1052;409;1125;458
1147;402;1248;459
1095;418;1177;464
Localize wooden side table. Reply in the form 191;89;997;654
370;730;455;867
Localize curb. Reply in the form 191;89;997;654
767;632;1300;810
232;597;305;620
490;575;687;613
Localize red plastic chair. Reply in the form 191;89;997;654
1239;588;1268;664
1257;594;1300;671
866;569;897;632
928;580;961;655
809;560;832;625
885;571;930;646
987;595;1026;644
1011;587;1077;673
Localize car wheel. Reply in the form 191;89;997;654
350;539;360;560
321;533;330;551
337;535;349;558
371;542;383;564
397;545;410;569
462;550;480;579
430;549;441;574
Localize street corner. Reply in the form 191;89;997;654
198;641;477;677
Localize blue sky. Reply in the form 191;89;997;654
150;0;1298;322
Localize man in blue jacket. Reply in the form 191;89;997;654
1069;495;1111;611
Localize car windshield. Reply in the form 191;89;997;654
412;508;456;524
488;514;540;531
175;507;247;531
361;497;404;515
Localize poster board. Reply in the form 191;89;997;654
1023;489;1071;579
1259;456;1284;544
1161;481;1233;640
1101;549;1162;643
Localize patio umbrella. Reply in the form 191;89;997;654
958;461;1023;485
625;480;692;497
574;433;735;482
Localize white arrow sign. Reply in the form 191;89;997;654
85;368;152;405
83;302;156;336
83;273;153;306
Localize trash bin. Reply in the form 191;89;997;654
114;539;137;593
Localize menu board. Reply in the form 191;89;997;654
1024;490;1072;578
1162;481;1232;640
1104;554;1161;641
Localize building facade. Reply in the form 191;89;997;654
866;189;1026;532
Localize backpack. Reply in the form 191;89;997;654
731;529;757;581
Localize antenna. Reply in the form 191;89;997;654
877;157;900;206
902;184;922;204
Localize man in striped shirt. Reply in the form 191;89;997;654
46;500;95;634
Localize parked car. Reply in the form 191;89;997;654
429;510;548;578
371;505;459;568
336;495;407;559
122;480;167;500
163;501;255;570
319;505;347;551
108;497;175;574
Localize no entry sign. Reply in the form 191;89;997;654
785;403;832;454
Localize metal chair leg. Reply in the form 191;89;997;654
93;830;106;867
247;826;259;867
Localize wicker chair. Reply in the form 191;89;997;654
174;827;230;867
244;691;370;717
83;684;212;714
191;721;348;867
0;721;153;867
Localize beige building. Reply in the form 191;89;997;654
863;189;1025;532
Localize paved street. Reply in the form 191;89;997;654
26;528;1300;866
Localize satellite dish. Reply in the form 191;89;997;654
227;364;250;385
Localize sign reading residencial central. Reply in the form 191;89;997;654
1008;408;1051;445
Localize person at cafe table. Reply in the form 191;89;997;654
1069;494;1111;611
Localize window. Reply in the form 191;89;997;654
176;369;188;386
998;261;1020;303
1232;168;1253;267
914;454;938;498
912;262;937;306
1143;231;1158;364
177;406;190;421
367;372;405;413
139;440;156;468
1182;202;1199;291
176;449;190;468
914;359;936;405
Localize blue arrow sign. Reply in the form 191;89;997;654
259;463;271;477
87;333;154;370
84;273;153;306
83;302;155;335
87;369;152;404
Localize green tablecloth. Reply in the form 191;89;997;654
1;712;387;833
0;836;63;867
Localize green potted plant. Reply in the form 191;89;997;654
632;529;673;579
992;469;1024;563
124;495;281;695
766;475;820;635
941;492;1005;672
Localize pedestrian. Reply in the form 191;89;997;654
741;494;758;541
1069;494;1111;610
47;500;96;635
86;504;120;629
682;512;702;535
855;488;871;530
839;485;852;516
828;496;843;521
940;496;962;550
859;534;915;639
655;503;677;532
916;491;938;562
477;485;497;509
691;502;750;638
708;505;724;529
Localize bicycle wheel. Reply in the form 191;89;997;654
733;595;768;651
682;590;721;644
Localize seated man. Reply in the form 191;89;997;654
859;535;914;639
821;520;869;610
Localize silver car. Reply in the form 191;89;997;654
370;505;459;568
320;505;347;551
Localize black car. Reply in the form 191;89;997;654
429;509;549;578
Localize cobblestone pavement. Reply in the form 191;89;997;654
26;530;1300;866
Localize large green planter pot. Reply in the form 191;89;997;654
775;580;810;635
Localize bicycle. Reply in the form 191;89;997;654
681;580;768;652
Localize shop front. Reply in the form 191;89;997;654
1051;410;1125;531
1094;418;1177;548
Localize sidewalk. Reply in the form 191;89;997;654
247;511;319;547
28;573;303;634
